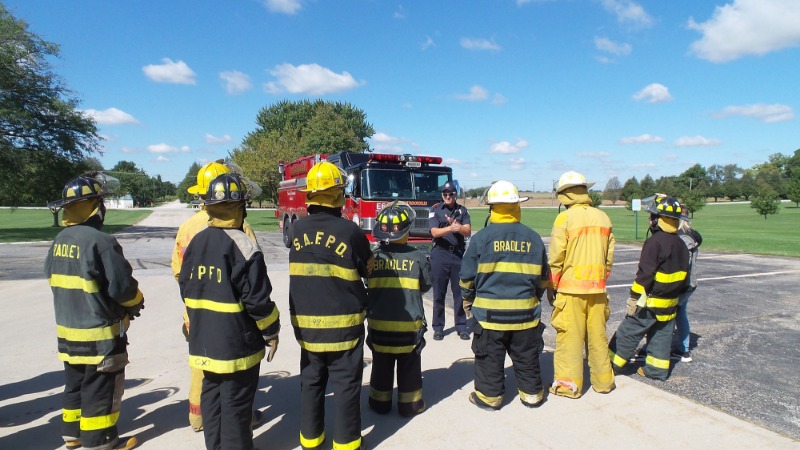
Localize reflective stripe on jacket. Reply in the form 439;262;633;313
367;243;432;354
44;218;143;365
289;208;372;352
180;227;279;373
459;222;549;331
548;204;615;294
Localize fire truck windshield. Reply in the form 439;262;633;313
361;169;450;201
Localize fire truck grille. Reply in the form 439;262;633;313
412;208;430;231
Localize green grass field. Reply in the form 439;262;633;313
2;203;797;257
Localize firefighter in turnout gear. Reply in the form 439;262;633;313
289;161;373;449
548;171;616;398
171;160;261;431
367;202;432;417
608;195;690;380
459;181;550;410
179;173;280;450
45;174;144;450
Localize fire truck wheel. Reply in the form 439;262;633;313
282;218;292;248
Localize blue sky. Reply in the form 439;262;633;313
7;0;800;191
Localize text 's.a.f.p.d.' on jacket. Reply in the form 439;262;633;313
289;209;372;352
630;230;690;321
548;203;615;294
44;219;144;365
180;227;279;374
367;243;432;353
459;222;550;331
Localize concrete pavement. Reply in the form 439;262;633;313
0;202;796;449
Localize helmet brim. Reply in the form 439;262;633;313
187;184;204;195
556;181;595;193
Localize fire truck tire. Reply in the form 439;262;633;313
282;217;293;248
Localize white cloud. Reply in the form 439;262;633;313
83;107;139;125
264;63;362;95
489;139;529;154
688;0;800;63
675;136;722;147
600;0;653;28
576;152;610;158
455;85;489;101
155;155;170;162
508;157;526;171
205;133;232;145
421;36;435;50
120;146;136;154
620;134;665;144
595;36;632;56
633;83;673;103
368;131;416;153
460;37;502;51
713;103;794;123
148;143;191;153
142;58;197;85
263;0;302;14
219;71;252;95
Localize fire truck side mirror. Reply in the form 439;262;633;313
345;174;356;196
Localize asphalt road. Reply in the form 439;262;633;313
1;203;798;440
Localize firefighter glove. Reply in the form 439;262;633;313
626;297;638;317
265;334;279;362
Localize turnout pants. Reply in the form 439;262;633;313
201;365;260;450
300;343;364;450
550;293;615;398
472;324;544;407
430;248;466;333
368;341;425;416
609;307;674;380
62;361;125;450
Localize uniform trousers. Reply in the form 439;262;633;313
609;307;674;380
201;364;260;450
368;340;425;416
62;361;125;449
550;293;615;397
472;324;544;405
299;342;364;449
430;247;466;333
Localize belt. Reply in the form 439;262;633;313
435;244;461;253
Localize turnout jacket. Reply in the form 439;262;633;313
459;222;549;331
630;228;690;321
44;217;144;366
179;227;279;374
549;203;615;294
289;207;372;353
366;243;432;354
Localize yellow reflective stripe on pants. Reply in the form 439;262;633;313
474;297;538;310
369;387;392;402
398;389;423;403
333;436;362;450
609;350;628;367
63;408;81;423
368;276;419;290
292;312;365;329
475;389;503;408
646;354;670;370
290;262;361;281
478;318;540;331
185;298;244;313
300;431;326;449
49;274;99;293
57;323;120;342
80;411;119;431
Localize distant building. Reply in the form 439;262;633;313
106;194;134;209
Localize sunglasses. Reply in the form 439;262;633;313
442;192;455;197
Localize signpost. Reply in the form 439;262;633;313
631;198;642;240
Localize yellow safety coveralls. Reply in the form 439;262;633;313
548;187;615;398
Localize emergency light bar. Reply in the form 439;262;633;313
368;153;443;165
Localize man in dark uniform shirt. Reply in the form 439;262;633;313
428;181;472;341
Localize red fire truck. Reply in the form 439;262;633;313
276;151;455;247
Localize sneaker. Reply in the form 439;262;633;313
433;331;444;341
672;350;692;362
459;331;470;340
469;392;500;411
